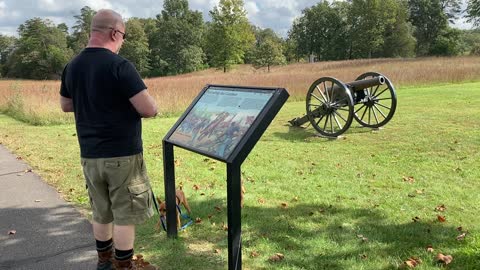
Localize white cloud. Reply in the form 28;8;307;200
0;0;474;38
245;1;259;16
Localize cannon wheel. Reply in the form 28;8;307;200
306;77;354;137
353;72;397;128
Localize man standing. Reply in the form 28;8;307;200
60;9;157;270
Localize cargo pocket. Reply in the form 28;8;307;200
127;182;152;211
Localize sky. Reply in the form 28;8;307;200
0;0;475;38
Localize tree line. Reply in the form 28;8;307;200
0;0;480;80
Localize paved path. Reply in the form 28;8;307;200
0;145;97;270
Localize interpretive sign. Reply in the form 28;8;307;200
166;85;287;163
163;84;289;270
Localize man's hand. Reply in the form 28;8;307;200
129;90;158;118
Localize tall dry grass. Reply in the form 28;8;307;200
1;56;480;124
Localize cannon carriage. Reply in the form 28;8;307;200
289;72;397;137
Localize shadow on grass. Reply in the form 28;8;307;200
138;200;479;270
273;125;375;142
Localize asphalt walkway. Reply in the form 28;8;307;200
0;144;97;269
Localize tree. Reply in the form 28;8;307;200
5;18;72;79
407;0;461;56
252;35;286;72
206;0;255;72
69;6;96;54
466;0;480;26
287;1;350;61
119;18;151;76
347;0;399;59
0;35;17;77
382;0;416;57
151;0;205;75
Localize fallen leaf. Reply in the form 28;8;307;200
214;249;221;254
456;232;467;241
222;223;228;231
195;218;202;224
174;159;181;166
403;257;422;268
435;204;446;212
280;202;288;209
269;253;285;262
437;215;446;223
34;200;41;202
412;216;421;222
203;158;210;162
207;214;213;219
16;156;22;160
250;251;260;258
426;245;434;253
25;169;32;173
416;189;424;194
436;253;453;265
456;226;463;231
258;198;266;204
292;196;299;202
403;176;415;183
214;206;222;212
360;254;368;260
193;184;200;191
8;230;16;235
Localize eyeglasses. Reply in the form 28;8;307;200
109;27;126;40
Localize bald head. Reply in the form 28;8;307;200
91;9;124;34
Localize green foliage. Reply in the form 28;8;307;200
348;0;402;59
382;0;417;57
120;18;151;76
0;35;17;77
151;0;205;75
289;2;349;61
407;0;461;56
5;18;72;79
69;6;96;54
467;0;480;26
206;0;255;72
430;27;463;56
251;29;286;71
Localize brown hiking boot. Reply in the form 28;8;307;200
114;254;157;270
97;249;114;270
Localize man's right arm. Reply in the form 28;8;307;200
129;89;158;118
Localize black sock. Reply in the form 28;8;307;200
115;248;134;261
96;238;113;252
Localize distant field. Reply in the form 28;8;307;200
1;56;480;125
0;81;479;269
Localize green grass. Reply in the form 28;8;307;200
0;82;479;269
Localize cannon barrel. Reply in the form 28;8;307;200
345;76;385;92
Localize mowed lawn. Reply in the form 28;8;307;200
0;82;479;269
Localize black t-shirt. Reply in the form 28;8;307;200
60;48;146;158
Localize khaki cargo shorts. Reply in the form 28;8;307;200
81;153;154;225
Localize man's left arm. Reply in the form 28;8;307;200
60;96;73;112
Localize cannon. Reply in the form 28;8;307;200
289;72;397;137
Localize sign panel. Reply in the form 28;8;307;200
168;86;275;160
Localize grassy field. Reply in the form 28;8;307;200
0;80;479;269
1;56;480;125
